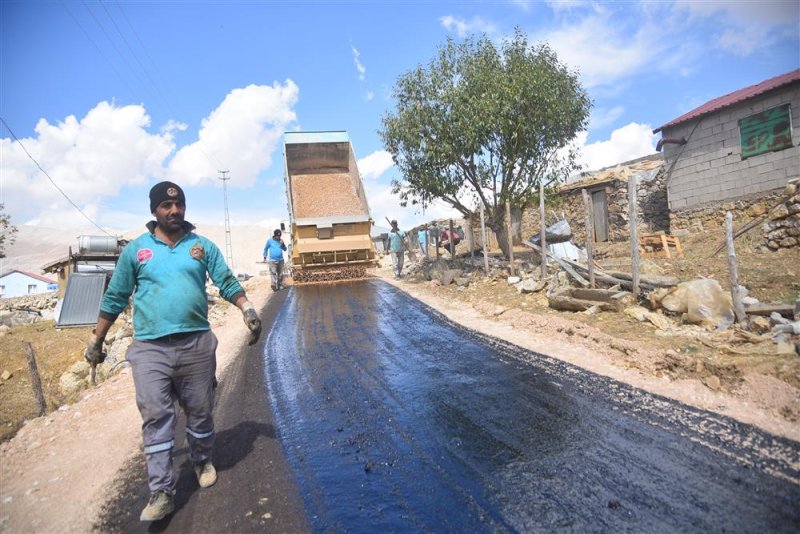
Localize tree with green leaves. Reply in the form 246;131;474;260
380;29;591;257
0;204;18;259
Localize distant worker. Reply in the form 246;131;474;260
84;181;263;522
263;228;287;291
440;227;461;256
388;219;407;279
418;227;428;259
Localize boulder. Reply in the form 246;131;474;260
516;279;547;294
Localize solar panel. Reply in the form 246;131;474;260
56;273;107;327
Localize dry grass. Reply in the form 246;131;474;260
0;322;91;442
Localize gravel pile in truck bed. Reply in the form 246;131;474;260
292;172;369;218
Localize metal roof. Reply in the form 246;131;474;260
654;69;800;133
294;215;371;226
284;131;349;144
0;269;57;284
56;273;106;327
559;157;663;193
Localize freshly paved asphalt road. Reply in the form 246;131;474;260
99;279;800;533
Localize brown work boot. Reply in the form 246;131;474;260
194;460;217;488
139;490;174;522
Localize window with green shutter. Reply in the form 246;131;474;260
738;103;793;159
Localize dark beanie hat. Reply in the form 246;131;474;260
149;181;185;213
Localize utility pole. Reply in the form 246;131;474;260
218;170;234;271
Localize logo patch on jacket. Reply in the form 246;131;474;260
137;248;154;263
190;245;205;260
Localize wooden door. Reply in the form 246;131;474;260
591;189;609;242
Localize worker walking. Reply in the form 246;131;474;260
388;219;407;278
263;228;287;291
84;181;262;522
418;226;428;259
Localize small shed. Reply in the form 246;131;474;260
526;154;668;246
0;270;57;299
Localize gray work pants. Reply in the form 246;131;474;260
269;259;284;289
126;330;218;493
390;250;404;277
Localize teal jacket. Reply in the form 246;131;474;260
388;230;406;252
99;221;244;340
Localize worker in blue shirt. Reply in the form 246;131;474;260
263;228;287;291
388;219;407;278
417;226;428;259
84;181;262;522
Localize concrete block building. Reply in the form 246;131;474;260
654;69;800;232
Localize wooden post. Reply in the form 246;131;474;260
628;175;640;297
539;180;547;278
480;204;489;274
25;343;47;417
581;188;595;288
505;199;515;275
726;212;747;324
467;216;475;261
448;219;455;257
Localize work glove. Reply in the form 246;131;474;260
242;303;262;345
84;334;107;365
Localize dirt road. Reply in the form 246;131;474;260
99;279;799;532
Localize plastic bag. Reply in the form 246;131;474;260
529;220;573;245
660;278;734;330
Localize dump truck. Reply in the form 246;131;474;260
283;131;377;283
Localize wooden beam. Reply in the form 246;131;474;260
628;174;640;297
539;180;547;278
505;200;514;275
581;188;595;288
725;212;746;324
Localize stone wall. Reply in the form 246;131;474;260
669;182;785;226
763;179;800;250
661;83;800;210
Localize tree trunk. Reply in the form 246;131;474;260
510;206;523;244
494;223;511;259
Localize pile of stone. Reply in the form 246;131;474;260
763;178;800;250
0;292;58;328
58;319;135;397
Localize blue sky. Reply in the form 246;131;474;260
1;0;798;234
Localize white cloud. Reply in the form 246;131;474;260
588;105;625;130
440;15;497;38
366;90;374;101
166;80;298;188
574;122;657;172
1;101;174;227
674;0;798;56
675;0;798;25
545;0;586;12
539;13;660;88
357;150;394;180
351;45;366;81
364;181;461;230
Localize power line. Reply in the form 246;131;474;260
99;0;173;122
70;0;228;172
0;116;114;237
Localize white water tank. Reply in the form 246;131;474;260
78;235;119;255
